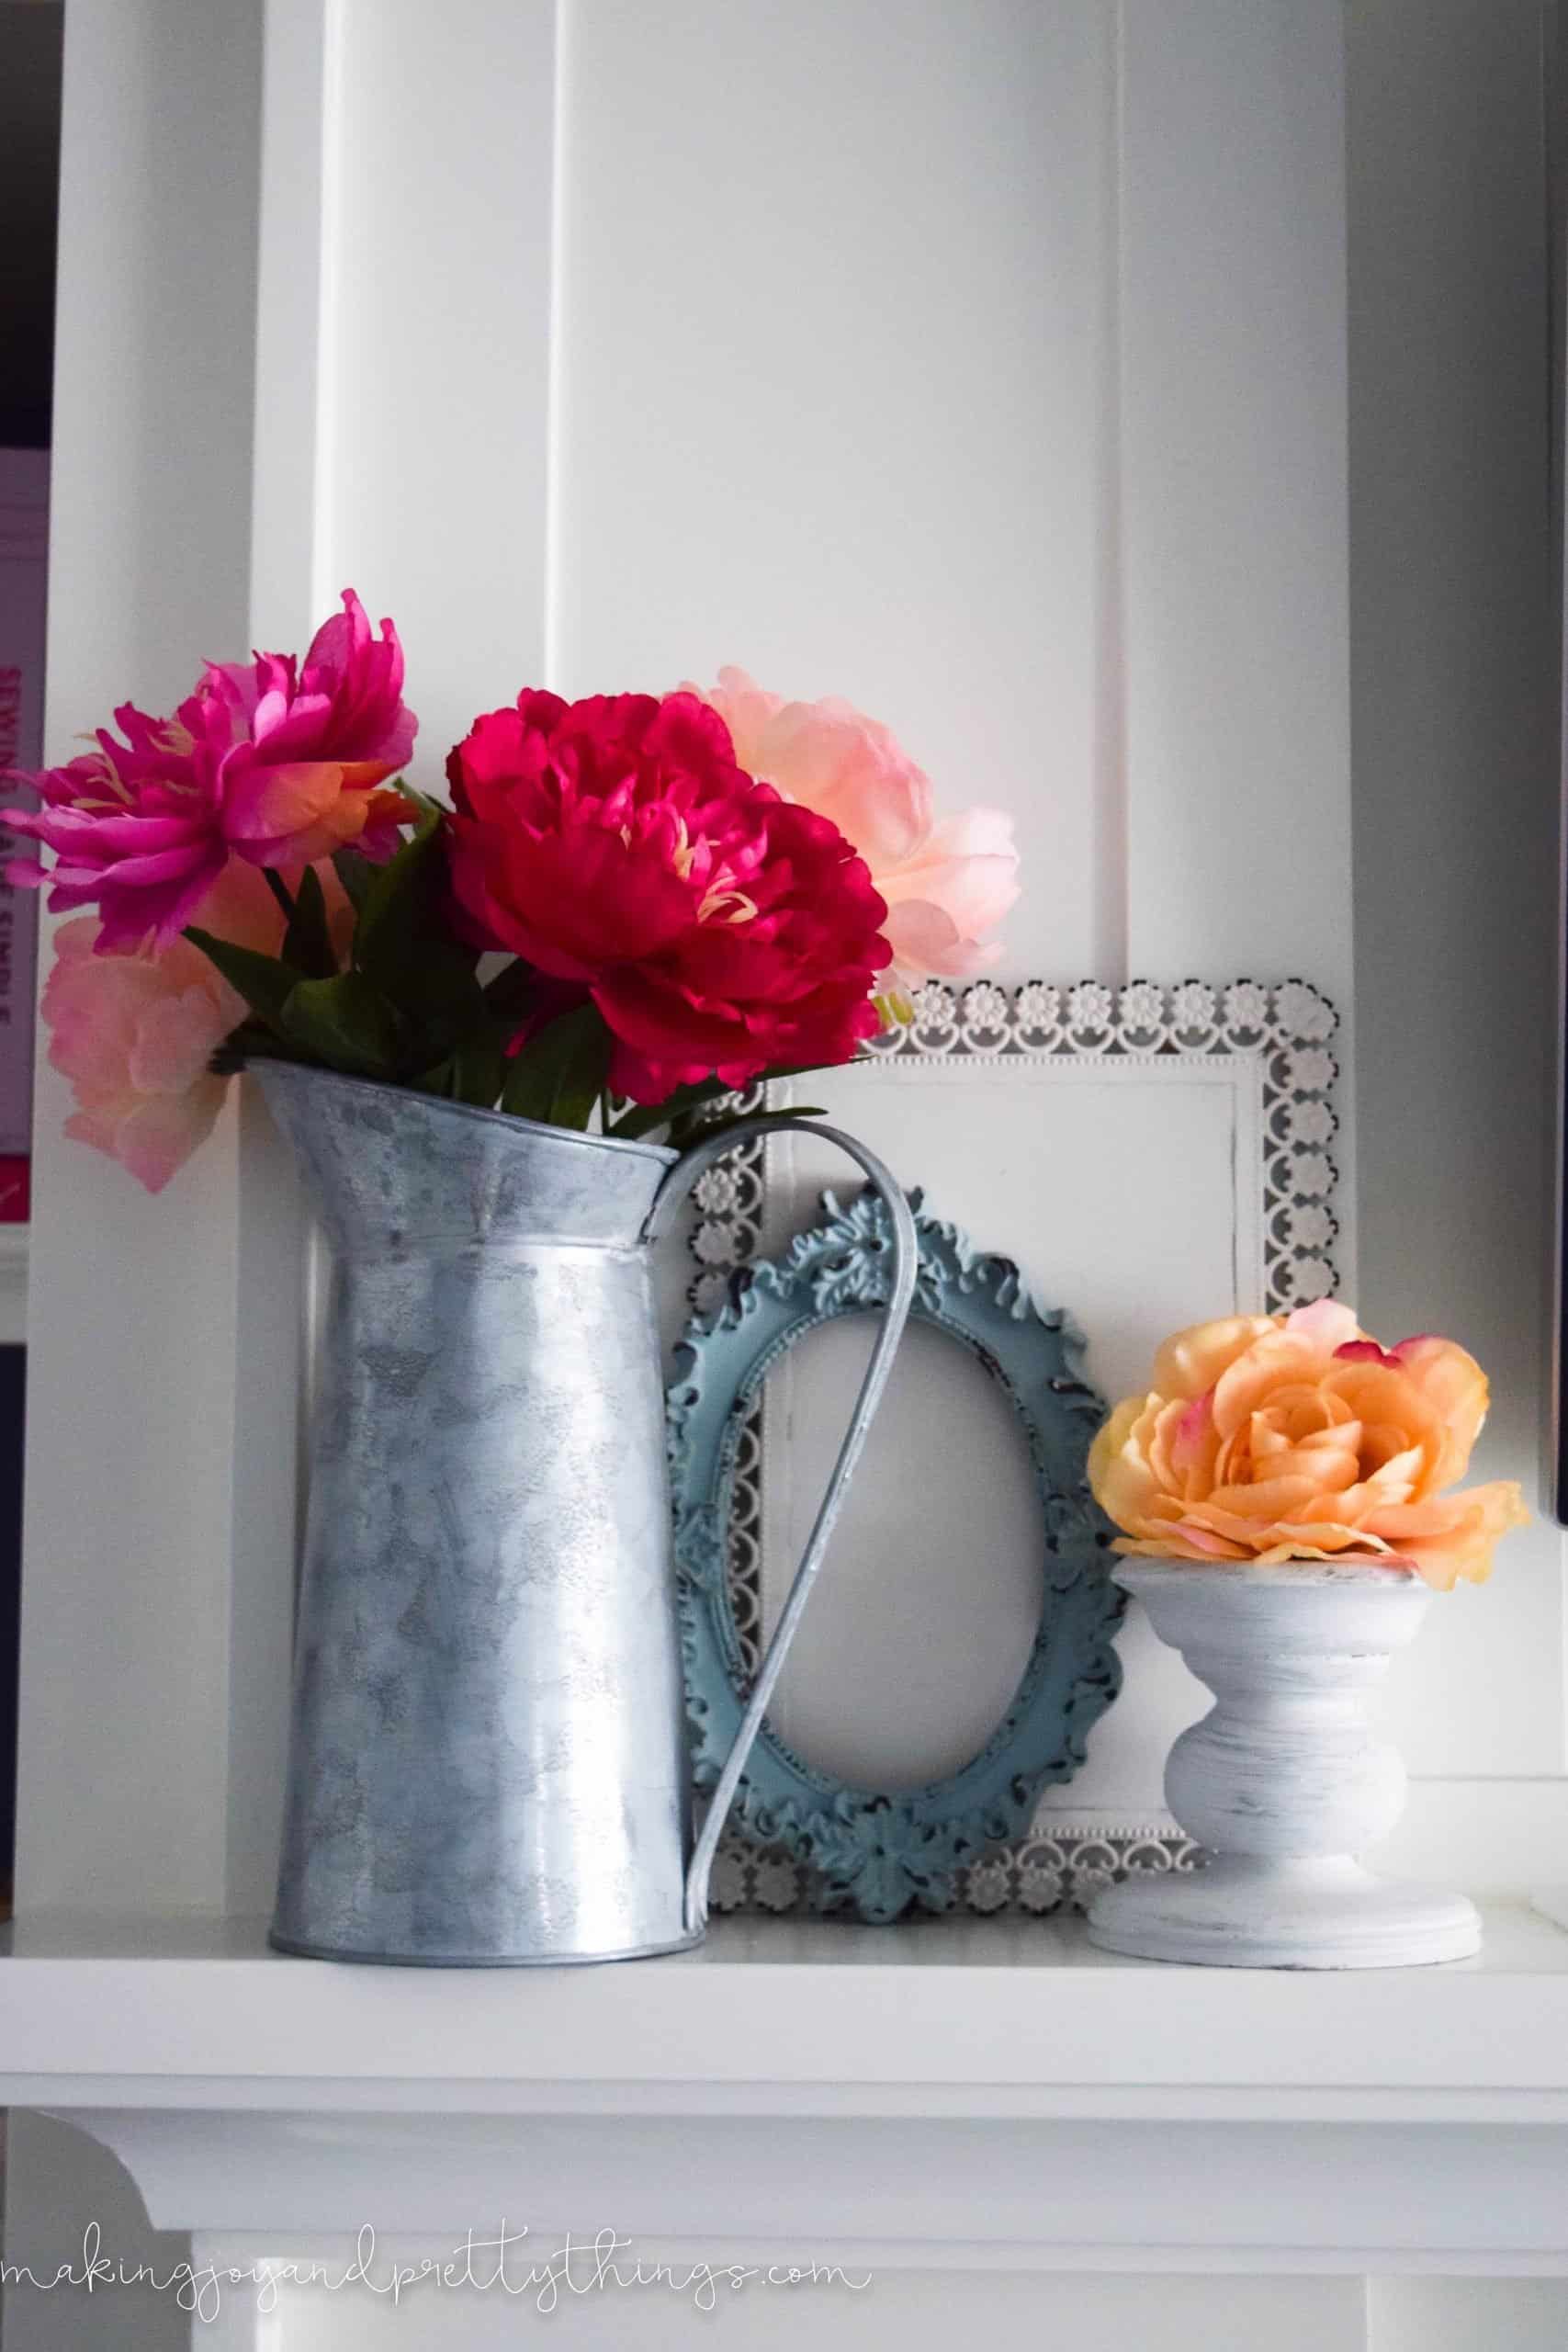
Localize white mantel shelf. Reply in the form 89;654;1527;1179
9;1904;1568;2272
6;1902;1568;2124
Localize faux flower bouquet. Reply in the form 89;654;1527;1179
5;593;1018;1191
1088;1300;1528;1589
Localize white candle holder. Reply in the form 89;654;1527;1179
1086;1559;1481;1969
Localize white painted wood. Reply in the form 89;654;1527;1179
8;0;1556;2336
1088;1564;1479;1967
322;0;557;775
3;1905;1568;2278
756;1055;1255;1794
1119;2;1355;1006
230;0;345;1930
1369;2278;1568;2352
40;2104;1568;2278
229;2262;1369;2352
5;8;268;2339
1373;1776;1568;1891
1533;1887;1568;1934
16;0;264;1917
8;1902;1568;2121
553;0;1114;977
2;2109;191;2352
1345;0;1563;1783
186;2241;288;2352
11;0;1371;1922
249;0;338;646
1117;0;1360;1406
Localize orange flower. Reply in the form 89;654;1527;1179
1087;1300;1528;1590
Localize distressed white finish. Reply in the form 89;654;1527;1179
1089;1563;1481;1968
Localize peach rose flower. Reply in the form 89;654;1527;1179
682;668;1020;989
40;861;348;1194
1088;1299;1528;1590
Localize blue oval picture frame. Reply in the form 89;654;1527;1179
667;1187;1126;1921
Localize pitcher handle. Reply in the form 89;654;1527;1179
644;1115;918;1935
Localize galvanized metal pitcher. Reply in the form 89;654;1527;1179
256;1063;916;1965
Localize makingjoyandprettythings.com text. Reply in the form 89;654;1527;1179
3;2222;874;2322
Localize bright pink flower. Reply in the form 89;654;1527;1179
446;689;889;1102
684;668;1020;986
5;695;230;953
206;588;415;772
205;588;417;862
4;591;417;950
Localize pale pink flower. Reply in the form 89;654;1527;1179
682;668;1019;985
40;861;345;1193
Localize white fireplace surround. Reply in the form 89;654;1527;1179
12;1904;1568;2278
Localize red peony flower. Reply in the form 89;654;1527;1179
445;689;889;1102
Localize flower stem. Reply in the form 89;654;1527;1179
263;868;297;922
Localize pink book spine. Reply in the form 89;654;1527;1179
0;449;48;1177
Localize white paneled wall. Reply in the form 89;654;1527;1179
555;0;1115;975
1347;0;1563;1785
6;1;1564;2347
1121;0;1354;1000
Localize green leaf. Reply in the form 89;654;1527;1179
185;929;298;1033
353;808;446;988
331;846;373;914
407;942;486;1027
349;810;488;1065
499;1004;613;1131
278;971;402;1078
607;1077;730;1141
482;958;544;1024
434;1035;510;1105
209;1020;313;1077
281;865;338;979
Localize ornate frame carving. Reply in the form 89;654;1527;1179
678;977;1339;1916
669;1190;1124;1920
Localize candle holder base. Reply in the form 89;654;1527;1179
1087;1854;1481;1970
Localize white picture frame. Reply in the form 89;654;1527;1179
680;976;1341;1915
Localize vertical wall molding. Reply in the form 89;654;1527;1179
221;0;343;1923
251;0;343;645
17;0;266;1921
1092;0;1130;987
1346;0;1562;1777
